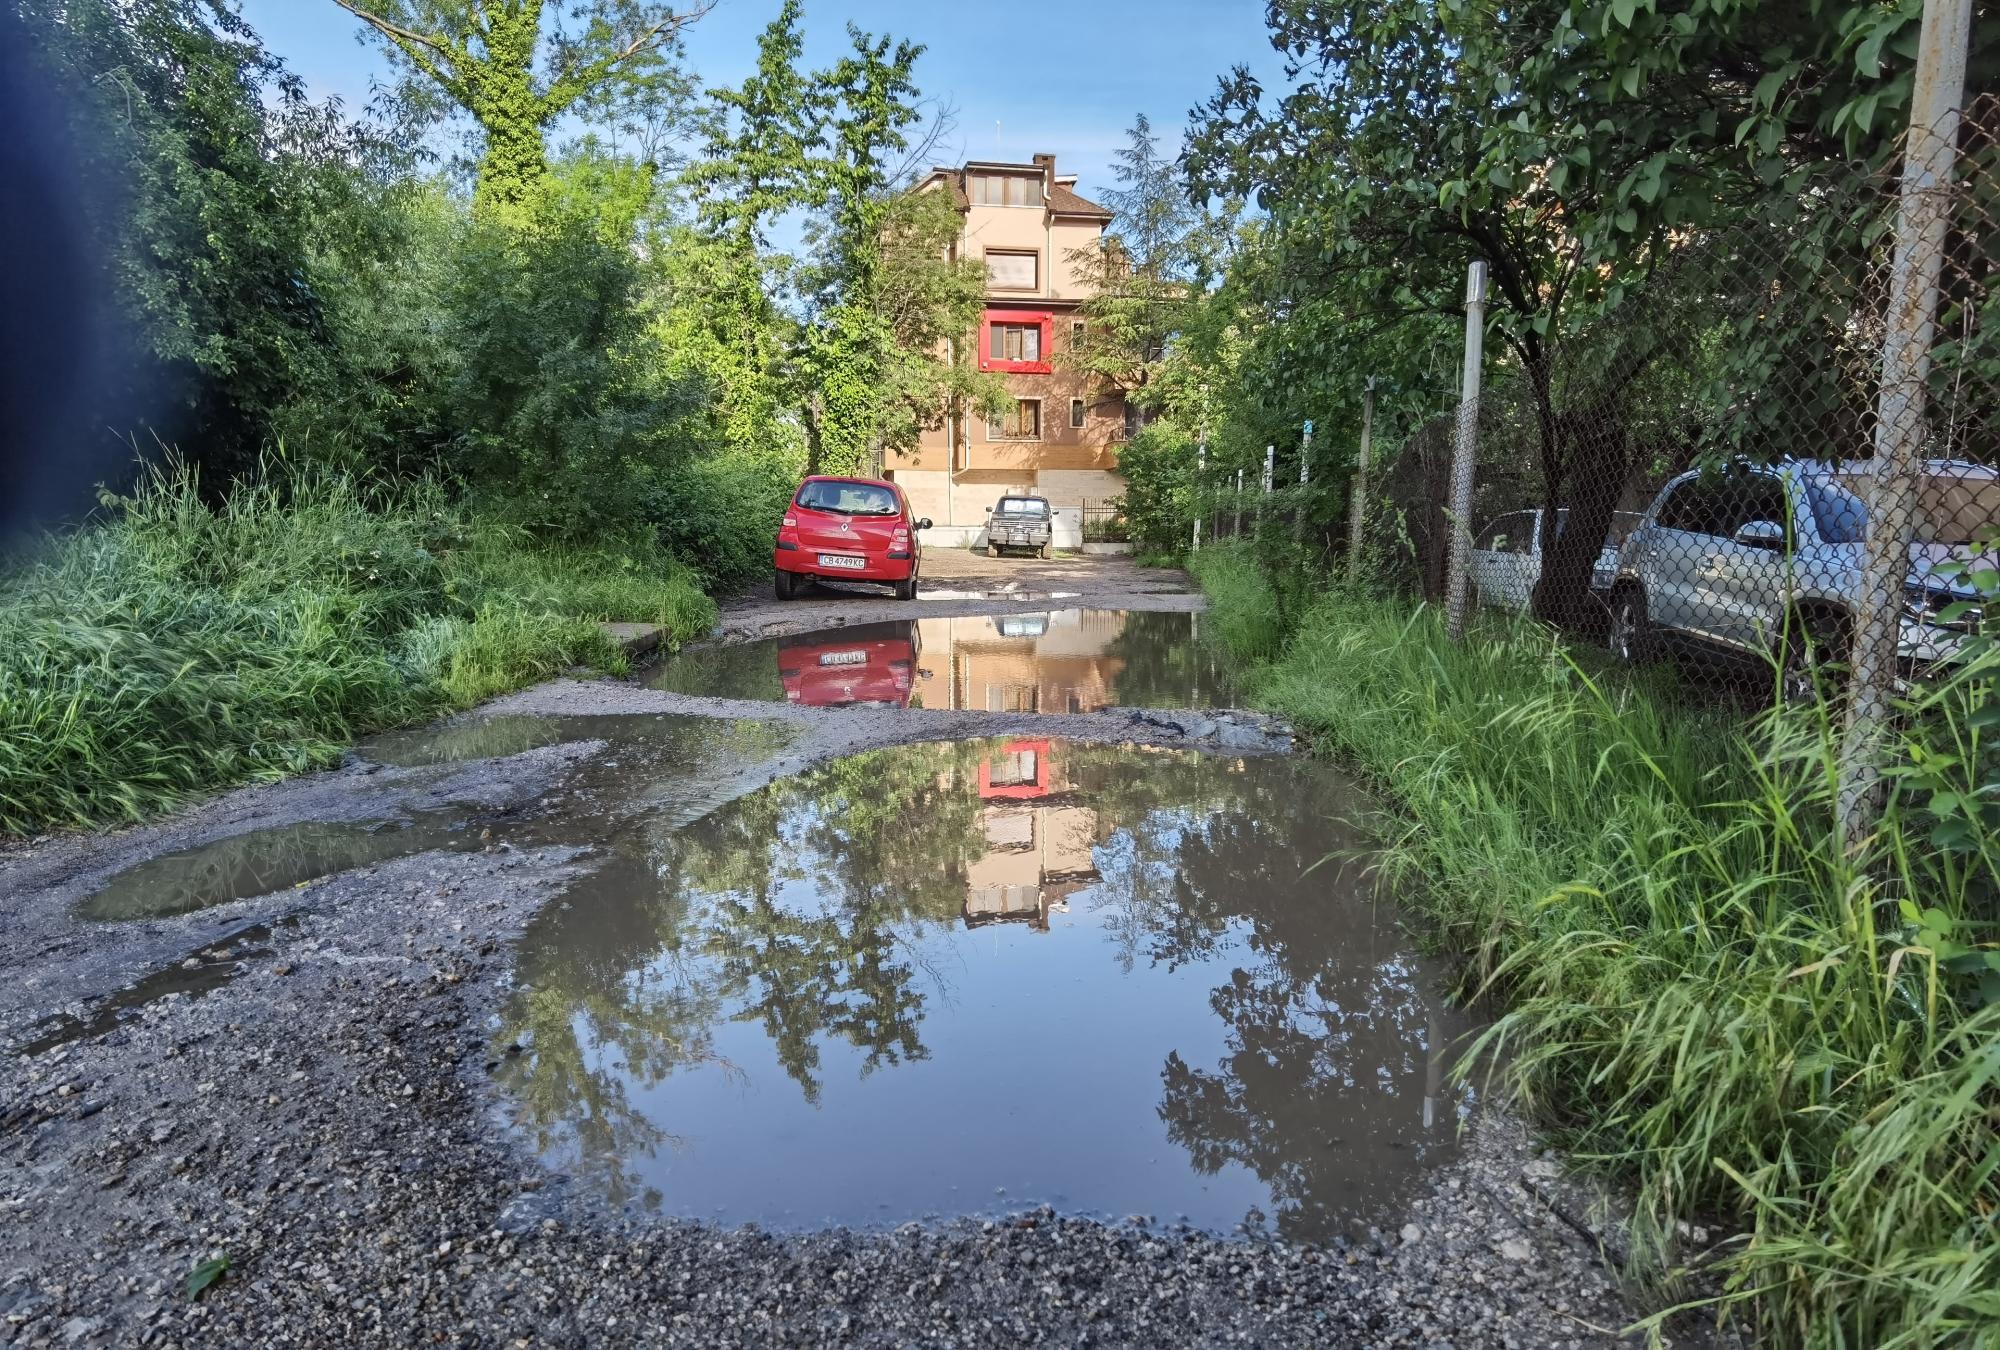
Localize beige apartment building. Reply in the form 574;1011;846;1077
893;154;1127;547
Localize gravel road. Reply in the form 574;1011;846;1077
0;553;1711;1347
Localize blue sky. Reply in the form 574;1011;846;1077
233;0;1287;205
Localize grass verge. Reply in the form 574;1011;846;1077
1190;541;1999;1348
0;462;716;837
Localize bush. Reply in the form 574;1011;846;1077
645;452;800;593
0;461;714;836
1196;570;2000;1346
1113;423;1200;557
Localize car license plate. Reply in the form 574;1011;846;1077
819;650;866;666
818;553;866;570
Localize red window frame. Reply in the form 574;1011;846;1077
980;310;1053;375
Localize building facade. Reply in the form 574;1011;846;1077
892;154;1126;547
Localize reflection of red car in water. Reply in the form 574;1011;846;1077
778;622;920;708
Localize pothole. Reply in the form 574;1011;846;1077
75;815;483;921
493;737;1480;1240
648;609;1238;712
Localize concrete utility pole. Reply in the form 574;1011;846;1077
1838;0;1974;847
1444;262;1489;641
1262;444;1275;494
1349;378;1376;581
1235;468;1244;537
1299;421;1313;487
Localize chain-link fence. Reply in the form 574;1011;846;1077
1188;91;1998;839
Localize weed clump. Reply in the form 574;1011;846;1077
0;462;715;835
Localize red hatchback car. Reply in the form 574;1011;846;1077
774;476;931;602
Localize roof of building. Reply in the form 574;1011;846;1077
1049;182;1113;220
918;158;1114;221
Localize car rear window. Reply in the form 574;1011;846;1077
997;498;1049;517
798;481;900;516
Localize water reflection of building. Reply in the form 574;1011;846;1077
962;740;1101;931
913;610;1127;713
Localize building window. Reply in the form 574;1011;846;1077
1071;320;1085;344
985;250;1038;290
988;322;1041;363
969;174;1040;207
1069;398;1085;429
980;310;1052;373
988;399;1042;441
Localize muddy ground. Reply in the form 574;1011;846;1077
1;553;1709;1347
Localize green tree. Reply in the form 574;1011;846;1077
1068;114;1230;419
330;0;709;212
13;0;364;484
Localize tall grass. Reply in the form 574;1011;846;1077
1192;542;1999;1347
0;462;716;837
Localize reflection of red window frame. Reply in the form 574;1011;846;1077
979;739;1052;800
981;310;1053;375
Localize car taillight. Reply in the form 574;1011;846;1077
782;515;798;528
892;528;910;545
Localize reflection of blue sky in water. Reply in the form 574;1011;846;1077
500;740;1479;1240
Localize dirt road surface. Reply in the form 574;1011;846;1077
0;553;1682;1348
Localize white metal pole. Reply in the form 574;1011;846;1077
1838;0;1973;846
1262;444;1275;494
1192;439;1206;553
1444;261;1489;642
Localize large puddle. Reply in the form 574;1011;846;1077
648;609;1238;712
497;738;1477;1241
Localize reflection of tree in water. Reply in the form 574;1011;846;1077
1102;610;1239;708
496;739;1442;1227
1139;784;1463;1241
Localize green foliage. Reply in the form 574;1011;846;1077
1110;423;1201;557
0;462;712;837
14;0;360;485
1195;567;2000;1345
184;1254;228;1301
1068;115;1234;409
332;0;706;212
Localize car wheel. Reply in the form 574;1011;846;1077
1607;587;1652;666
1777;609;1851;707
894;576;917;602
774;569;798;601
985;543;997;558
1039;543;1050;560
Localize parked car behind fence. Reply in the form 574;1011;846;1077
1607;458;1998;700
1469;508;1641;614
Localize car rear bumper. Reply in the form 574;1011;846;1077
774;549;915;582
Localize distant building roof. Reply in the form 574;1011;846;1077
918;155;1114;222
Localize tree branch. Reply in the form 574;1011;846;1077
331;1;472;107
543;0;717;116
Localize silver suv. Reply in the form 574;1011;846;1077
1608;459;1998;697
986;495;1053;559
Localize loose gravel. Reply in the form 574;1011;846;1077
0;556;1725;1347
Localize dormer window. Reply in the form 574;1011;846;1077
969;173;1040;207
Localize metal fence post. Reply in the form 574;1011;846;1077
1192;438;1205;554
1444;261;1489;641
1837;0;1972;848
1348;377;1375;581
1296;420;1312;543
